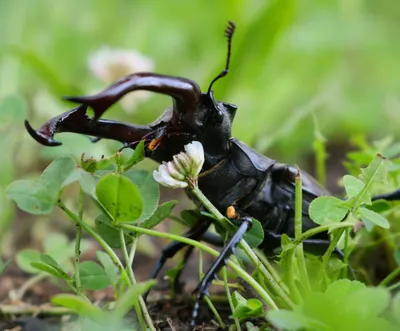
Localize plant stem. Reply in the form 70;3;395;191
191;186;293;308
74;189;84;295
15;273;47;301
343;227;350;278
255;250;288;293
204;296;224;327
312;114;327;187
137;294;155;331
293;222;354;245
294;168;311;294
379;265;400;287
0;305;72;315
128;236;139;266
321;228;345;271
120;232;155;331
57;201;130;286
58;200;155;331
240;240;293;308
223;267;241;331
120;230;135;284
388;281;400;292
121;224;278;311
198;251;225;328
119;230;150;331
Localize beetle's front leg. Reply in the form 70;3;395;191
372;189;400;201
190;213;252;327
262;231;344;259
143;218;211;300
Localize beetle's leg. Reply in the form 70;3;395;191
372;189;400;201
262;231;344;259
200;231;224;247
171;245;196;294
170;231;224;293
25;104;153;146
169;231;224;294
190;214;252;327
143;218;211;300
64;73;202;120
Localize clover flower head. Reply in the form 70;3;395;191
153;141;204;189
88;47;155;112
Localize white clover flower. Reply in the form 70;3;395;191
153;141;205;189
88;47;155;112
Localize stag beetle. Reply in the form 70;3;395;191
24;21;400;326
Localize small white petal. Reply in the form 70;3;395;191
179;152;193;173
159;165;185;187
166;161;185;181
173;153;190;174
184;141;204;176
184;141;203;159
153;167;187;189
153;169;164;184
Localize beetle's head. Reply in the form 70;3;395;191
24;21;238;169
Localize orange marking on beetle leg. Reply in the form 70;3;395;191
148;137;162;151
226;205;237;219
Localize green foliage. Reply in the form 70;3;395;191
94;213;131;248
5;147;183;329
5;137;400;330
111;280;155;319
310;154;390;229
6;157;76;214
96;173;143;223
123;169;160;222
142;200;177;229
243;219;264;248
16;233;90;274
52;294;104;320
78;261;112;291
179;209;202;228
16;249;41;274
309;196;347;224
121;140;145;171
32;254;71;280
231;291;264;319
52;280;155;329
81;154;120;173
96;251;118;286
267;280;399;331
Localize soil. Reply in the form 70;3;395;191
0;250;236;331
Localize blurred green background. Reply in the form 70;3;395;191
1;0;400;251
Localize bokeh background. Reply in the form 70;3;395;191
1;0;400;254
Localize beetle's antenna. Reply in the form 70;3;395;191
207;20;235;95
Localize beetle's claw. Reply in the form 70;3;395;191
24;120;62;146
